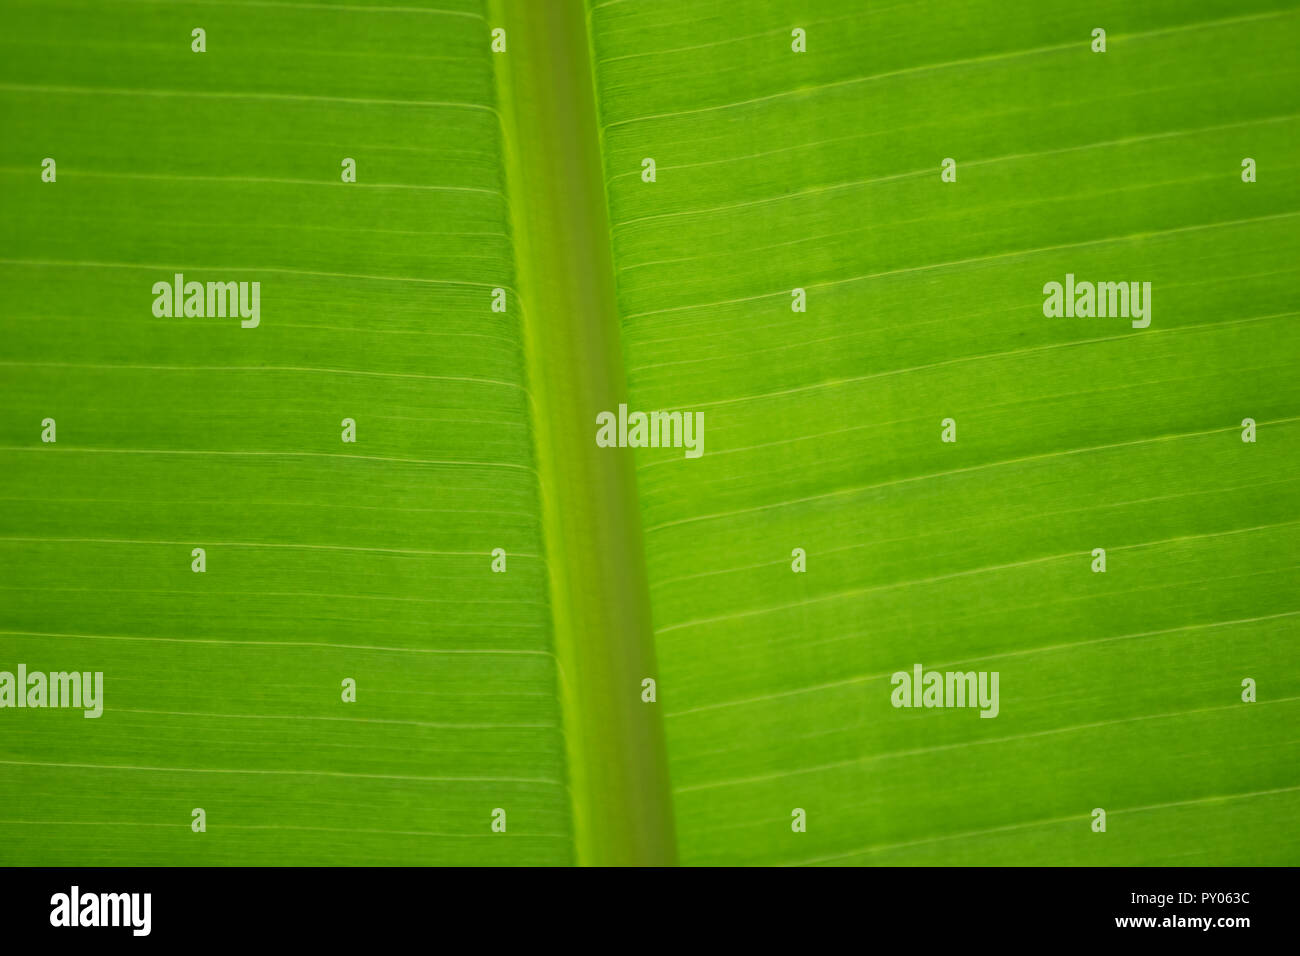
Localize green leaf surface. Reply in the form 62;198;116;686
591;0;1300;864
1;0;1297;867
1;0;571;865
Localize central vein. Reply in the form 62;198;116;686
488;0;676;866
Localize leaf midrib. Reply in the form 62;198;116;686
488;0;676;866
